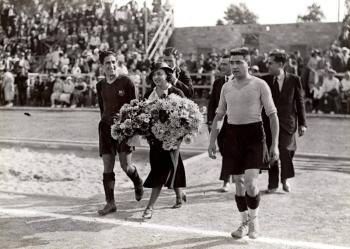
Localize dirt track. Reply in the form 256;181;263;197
1;150;350;249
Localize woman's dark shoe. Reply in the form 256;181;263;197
98;202;117;216
172;193;187;209
142;207;153;220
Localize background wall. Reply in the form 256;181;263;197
169;22;341;57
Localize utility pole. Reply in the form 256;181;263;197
338;0;340;22
144;1;148;57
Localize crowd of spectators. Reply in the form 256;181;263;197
0;0;171;108
179;44;350;114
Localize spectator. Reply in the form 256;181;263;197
42;72;55;106
59;53;70;73
322;69;341;114
0;68;4;105
15;66;28;106
71;75;88;108
89;32;101;50
186;53;198;76
342;47;350;71
311;79;324;114
59;76;75;106
71;60;82;76
294;50;304;76
117;57;129;75
250;48;260;66
51;47;62;73
331;47;346;73
257;53;269;73
307;49;321;92
284;55;298;75
99;36;110;51
50;76;64;107
162;47;194;98
18;51;30;73
250;65;260;76
31;75;44;106
3;67;15;107
340;71;350;113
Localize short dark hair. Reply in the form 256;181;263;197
230;47;249;57
230;47;251;65
222;54;230;59
99;50;115;64
163;47;179;58
269;51;287;64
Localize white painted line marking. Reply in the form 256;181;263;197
0;208;349;249
25;217;64;224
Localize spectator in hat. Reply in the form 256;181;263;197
162;47;194;98
323;68;341;113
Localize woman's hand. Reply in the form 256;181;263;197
208;142;217;159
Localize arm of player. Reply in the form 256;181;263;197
208;112;225;159
268;112;280;162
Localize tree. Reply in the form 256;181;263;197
216;19;224;26
297;3;325;23
223;2;258;25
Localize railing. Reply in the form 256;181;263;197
14;71;350;114
146;7;175;60
28;71;214;98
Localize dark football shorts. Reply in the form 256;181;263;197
221;122;266;176
98;121;133;157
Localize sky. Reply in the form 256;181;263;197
120;0;347;27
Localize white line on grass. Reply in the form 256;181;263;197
0;208;349;249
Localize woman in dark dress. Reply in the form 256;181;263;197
142;62;187;219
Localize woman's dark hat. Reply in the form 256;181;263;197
149;62;173;79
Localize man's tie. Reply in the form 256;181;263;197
273;76;280;98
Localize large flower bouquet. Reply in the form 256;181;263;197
111;99;152;144
111;94;203;151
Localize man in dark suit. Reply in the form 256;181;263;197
263;50;307;193
207;55;233;192
162;47;194;98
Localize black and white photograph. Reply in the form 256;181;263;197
0;0;349;248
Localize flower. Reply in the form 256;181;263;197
111;94;203;150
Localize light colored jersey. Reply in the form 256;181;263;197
217;76;277;125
